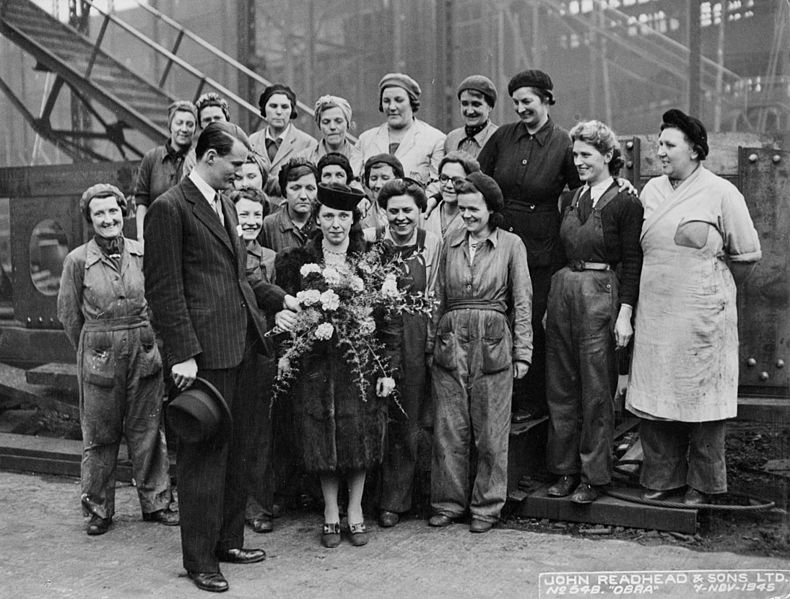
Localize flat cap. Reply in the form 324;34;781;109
457;75;497;108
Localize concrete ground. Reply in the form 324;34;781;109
1;471;788;599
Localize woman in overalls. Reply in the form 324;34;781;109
372;178;441;528
427;172;532;533
57;184;177;535
545;121;643;504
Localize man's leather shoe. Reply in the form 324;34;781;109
683;488;709;506
642;488;673;501
469;518;494;533
86;514;111;536
547;475;579;497
570;483;599;505
428;514;454;527
247;517;273;533
216;548;266;564
143;508;180;526
378;510;399;528
187;571;229;593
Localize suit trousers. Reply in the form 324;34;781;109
177;341;260;572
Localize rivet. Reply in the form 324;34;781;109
759;371;769;381
626;161;633;169
38;317;43;323
773;154;782;164
626;141;634;150
26;317;31;323
748;153;758;163
746;357;757;367
776;359;785;369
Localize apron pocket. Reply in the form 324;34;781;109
674;220;713;249
481;335;511;374
433;330;457;371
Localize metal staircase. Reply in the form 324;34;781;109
0;0;315;162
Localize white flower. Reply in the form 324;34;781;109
300;263;322;277
376;376;396;397
277;357;291;376
322;266;343;286
360;317;376;335
320;289;340;311
358;260;374;274
314;322;334;340
349;275;364;293
381;274;400;299
296;289;321;306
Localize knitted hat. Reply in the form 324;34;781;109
378;73;421;112
258;84;298;120
363;153;404;184
79;183;127;223
507;69;555;105
661;108;709;160
317;152;354;183
457;75;497;108
463;172;504;213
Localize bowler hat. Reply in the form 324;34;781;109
167;377;232;443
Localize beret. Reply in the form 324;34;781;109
317;152;354;182
661;108;709;160
363;153;404;183
314;95;353;128
167;100;197;127
259;84;298;120
457;75;497;108
464;172;504;213
507;69;555;104
278;157;318;196
80;183;127;222
378;73;421;112
317;182;366;212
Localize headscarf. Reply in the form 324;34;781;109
314;95;354;129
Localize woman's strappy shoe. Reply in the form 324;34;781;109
348;522;369;546
321;522;341;548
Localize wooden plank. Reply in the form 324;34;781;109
737;397;790;424
25;362;78;392
517;485;698;534
0;362;79;419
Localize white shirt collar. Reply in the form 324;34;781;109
584;176;614;206
265;123;291;142
383;226;418;246
188;169;217;205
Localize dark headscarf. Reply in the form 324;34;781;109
661;109;709;160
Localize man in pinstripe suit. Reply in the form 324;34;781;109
144;121;299;593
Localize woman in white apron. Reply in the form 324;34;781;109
626;110;761;505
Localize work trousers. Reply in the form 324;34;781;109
431;309;513;523
79;324;171;520
177;341;260;573
513;264;551;415
545;268;617;485
639;418;727;494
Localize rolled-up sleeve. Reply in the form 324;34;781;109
721;187;761;262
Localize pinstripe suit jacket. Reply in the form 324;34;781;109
143;177;286;370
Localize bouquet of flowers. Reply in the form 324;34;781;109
272;243;435;405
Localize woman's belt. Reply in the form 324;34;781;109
503;201;558;214
568;260;611;272
446;299;506;314
83;315;148;332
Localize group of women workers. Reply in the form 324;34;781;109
62;65;761;545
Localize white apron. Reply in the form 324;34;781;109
627;167;761;422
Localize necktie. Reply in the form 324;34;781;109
577;188;593;224
213;193;225;226
266;138;280;163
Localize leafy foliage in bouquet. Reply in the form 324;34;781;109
273;243;436;406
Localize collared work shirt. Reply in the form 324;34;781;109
477;118;580;208
134;142;190;207
260;206;315;253
429;228;533;364
443;121;498;159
